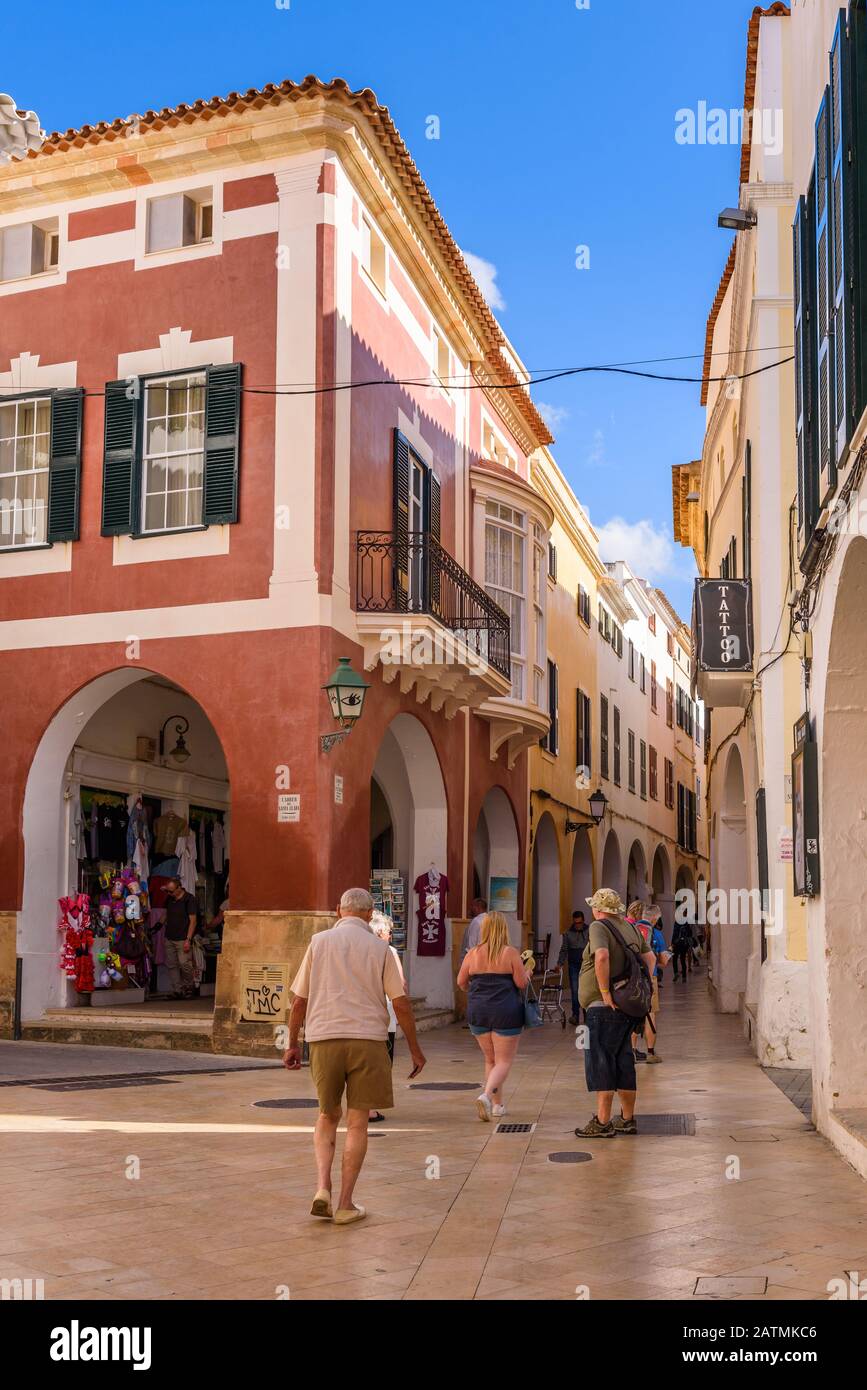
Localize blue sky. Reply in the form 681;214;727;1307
2;0;764;618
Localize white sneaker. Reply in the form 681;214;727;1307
476;1093;493;1122
492;1104;506;1118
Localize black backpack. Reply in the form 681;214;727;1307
600;917;653;1019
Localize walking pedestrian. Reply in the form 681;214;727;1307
459;897;488;963
283;887;426;1226
457;911;532;1121
642;904;670;1063
671;918;694;981
626;901;656;1062
574;888;656;1139
368;910;403;1123
162;877;198;1000
558;909;589;1026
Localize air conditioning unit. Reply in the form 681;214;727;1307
136;736;156;763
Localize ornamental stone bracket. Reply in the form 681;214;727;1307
474;696;551;769
355;613;511;718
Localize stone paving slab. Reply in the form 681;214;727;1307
0;982;865;1300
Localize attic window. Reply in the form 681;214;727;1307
0;219;60;282
146;188;214;254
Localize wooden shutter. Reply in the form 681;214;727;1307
392;429;410;612
640;740;647;799
101;379;140;536
815;87;836;503
830;11;855;468
47;387;84;542
426;469;441;608
600;694;609;778
203;362;242;525
756;787;770;964
742;440;752;580
613;706;621;785
795;187;820;554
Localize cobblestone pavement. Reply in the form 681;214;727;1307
1;979;866;1301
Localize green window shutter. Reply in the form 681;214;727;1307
101;379;139;536
427;470;441;609
203;362;241;525
795;185;820;554
47;387;84;542
830;10;855;467
815;87;837;504
392;429;410;612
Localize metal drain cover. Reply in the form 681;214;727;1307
548;1151;593;1164
636;1113;696;1136
495;1122;536;1134
410;1082;479;1091
252;1098;319;1109
36;1076;178;1092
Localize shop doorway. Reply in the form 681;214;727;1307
21;669;230;1026
369;714;449;1008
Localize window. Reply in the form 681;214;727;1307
485;500;526;701
360;215;386;294
651;660;658;712
640;740;647;800
648;613;656;635
639;654;646;693
101;364;241;537
628;639;635;681
613;706;621;786
141;373;206;533
664;758;674;809
667;632;674;657
434;331;450;386
548;541;557;581
696;776;702;817
666;678;674;728
146;189;213;254
649;745;658;800
543;659;559;755
0;219;59;282
532;523;546;706
627;730;636;793
576;690;592;777
600;694;609;779
611;622;623;657
677;784;697;852
577;583;591;626
0;396;50;546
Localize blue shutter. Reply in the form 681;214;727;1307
101;380;140;536
815;87;836;504
202;363;241;525
47;387;84;542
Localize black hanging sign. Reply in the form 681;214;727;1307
693;579;754;672
792;715;820;898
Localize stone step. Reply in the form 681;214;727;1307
412;1007;455;1033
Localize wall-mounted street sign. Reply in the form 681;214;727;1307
792;714;820;898
693;579;754;672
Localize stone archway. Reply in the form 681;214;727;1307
474;787;521;945
571;832;594;919
626;839;649;908
600;829;623;899
711;744;749;1013
370;712;449;1007
652;844;674;940
532;811;560;970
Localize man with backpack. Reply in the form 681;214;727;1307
671;918;695;982
574;888;656;1139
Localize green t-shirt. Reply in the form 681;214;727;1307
578;914;647;1009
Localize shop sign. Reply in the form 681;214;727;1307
334;775;344;805
240;962;290;1021
693;579;754;672
792;715;820;898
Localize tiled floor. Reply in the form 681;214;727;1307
765;1066;813;1118
1;979;866;1301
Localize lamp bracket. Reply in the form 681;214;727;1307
320;730;351;754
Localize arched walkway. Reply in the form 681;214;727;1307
711;744;749;1013
473;787;521;945
532;812;560;970
370;712;449;1007
626;839;649;907
822;536;867;1108
21;668;229;1021
652;844;674;939
600;829;623;899
571;833;593;918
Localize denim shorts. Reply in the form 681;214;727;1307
583;1006;636;1093
469;1024;523;1037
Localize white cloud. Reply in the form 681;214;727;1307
537;401;569;431
595;516;691;583
586;427;606;468
461;250;506;310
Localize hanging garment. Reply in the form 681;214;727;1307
127;796;151;878
175;831;198;895
211;820;226;874
154;811;188;857
197;816;207;870
74;804;87;861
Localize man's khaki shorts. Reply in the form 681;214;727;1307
309;1038;394;1113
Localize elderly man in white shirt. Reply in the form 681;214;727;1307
284;887;426;1226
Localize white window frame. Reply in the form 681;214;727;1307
0;394;51;549
484;500;527;701
140;371;207;536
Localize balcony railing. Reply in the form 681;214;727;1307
356;530;511;680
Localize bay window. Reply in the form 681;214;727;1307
485;500;526;700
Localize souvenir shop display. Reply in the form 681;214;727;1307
58;869;152;998
413;865;450;957
58;895;95;996
370;869;407;954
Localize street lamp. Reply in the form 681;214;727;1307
159;715;191;764
717;206;757;232
565;788;608;835
320;657;370;752
0;95;44;164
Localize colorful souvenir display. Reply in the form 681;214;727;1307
58;869;152;992
58;895;95;995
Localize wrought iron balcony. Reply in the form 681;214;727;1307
355;530;511;680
